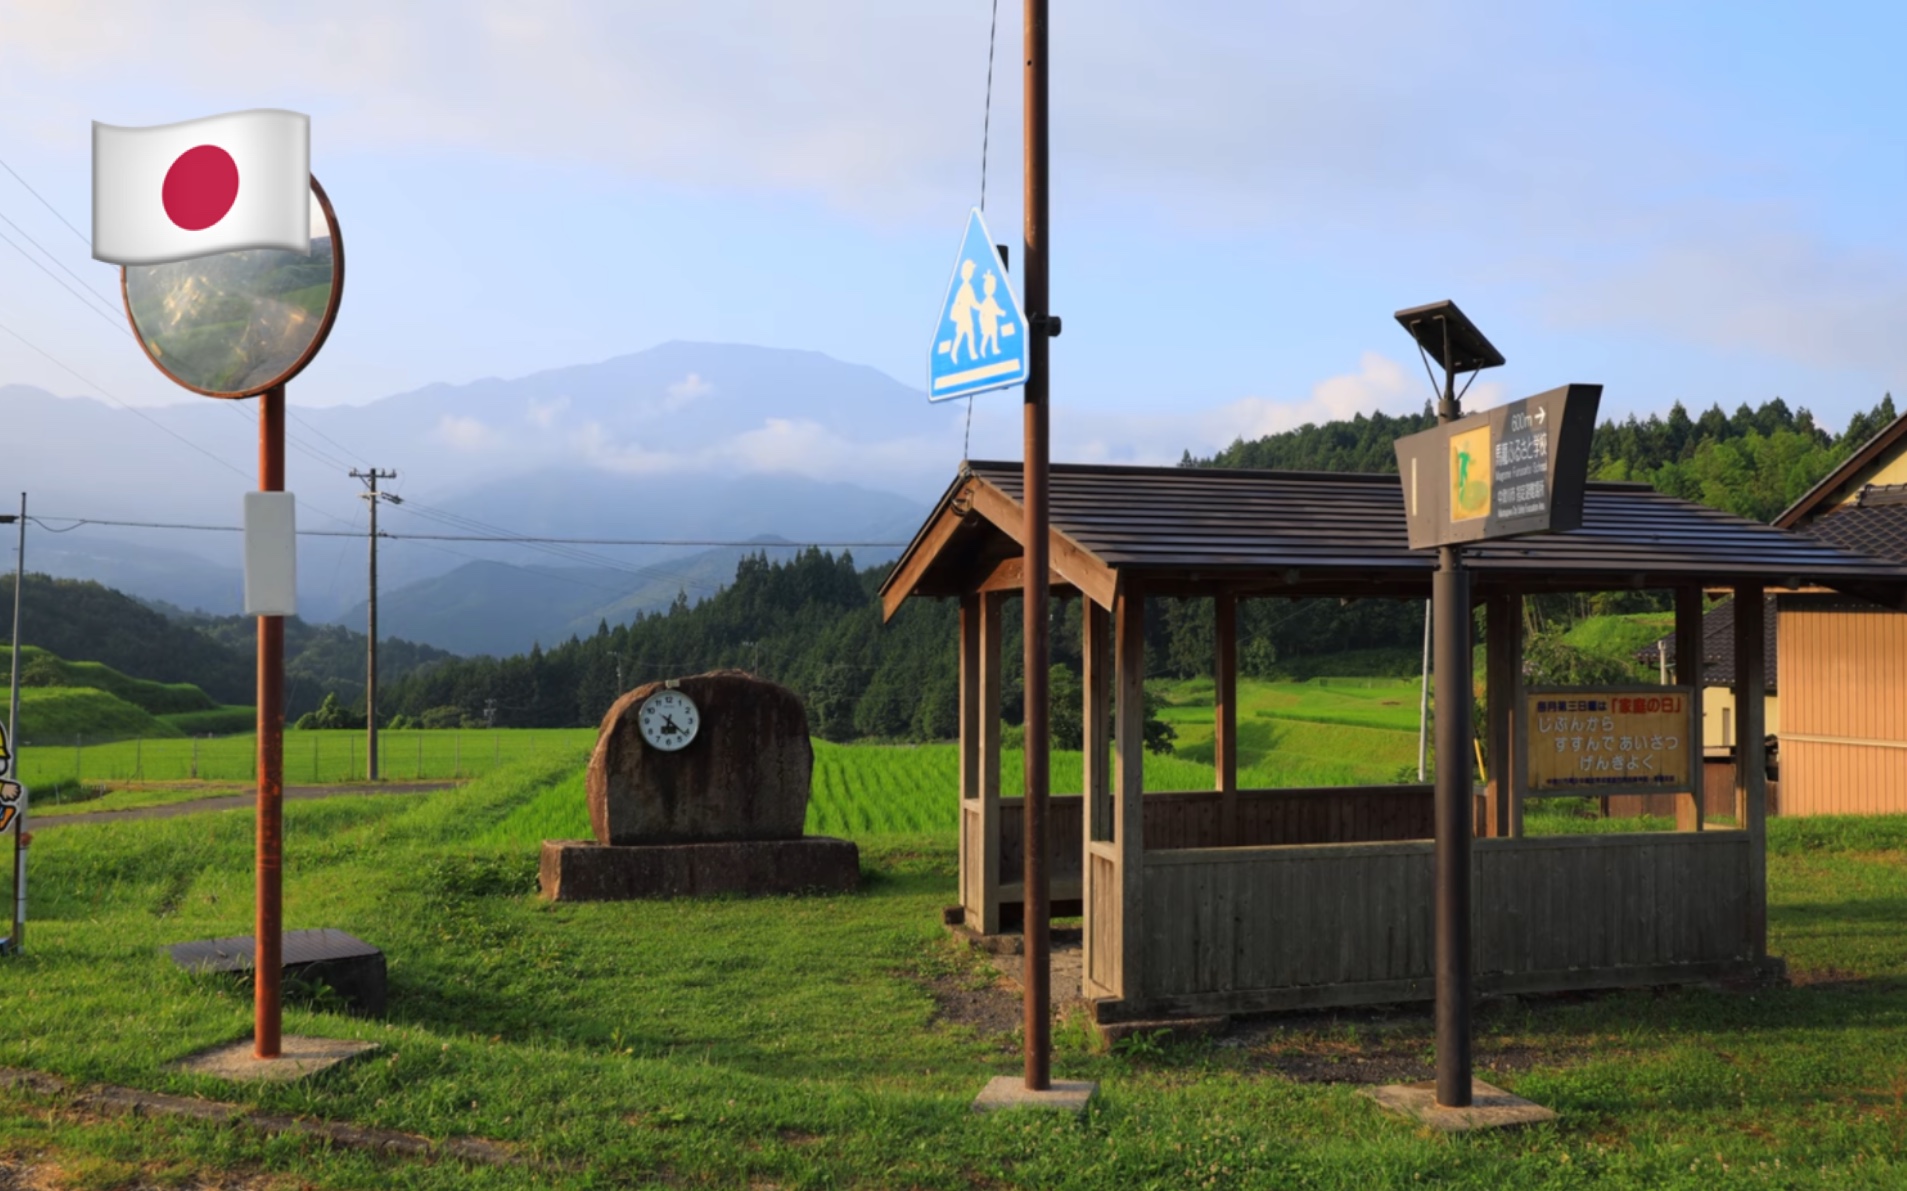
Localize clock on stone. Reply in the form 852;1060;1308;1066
637;688;700;752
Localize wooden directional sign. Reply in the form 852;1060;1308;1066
1394;383;1601;549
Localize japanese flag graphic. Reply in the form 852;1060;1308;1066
92;109;309;266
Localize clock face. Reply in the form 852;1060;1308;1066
637;689;700;752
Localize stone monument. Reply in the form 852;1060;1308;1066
540;670;860;901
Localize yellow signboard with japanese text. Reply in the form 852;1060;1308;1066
1525;687;1695;797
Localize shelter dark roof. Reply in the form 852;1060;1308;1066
1639;596;1778;693
881;461;1907;616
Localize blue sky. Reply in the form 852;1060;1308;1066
2;0;1906;469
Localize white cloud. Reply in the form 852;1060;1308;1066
432;413;499;450
1541;215;1907;375
1040;352;1498;467
0;1;1719;229
557;411;953;488
526;395;570;429
663;373;713;410
566;420;689;476
16;5;1893;388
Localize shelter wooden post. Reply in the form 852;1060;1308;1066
960;591;1006;934
1734;583;1768;957
1483;592;1520;839
1080;598;1115;998
1084;584;1146;1006
958;594;982;921
1214;592;1239;845
1674;586;1705;832
1082;600;1113;839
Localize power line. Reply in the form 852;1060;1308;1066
0;318;252;482
0;156;92;247
25;514;903;548
0;161;377;495
0;222;135;340
0;207;124;321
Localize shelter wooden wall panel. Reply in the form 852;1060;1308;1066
1134;835;1752;1006
1471;836;1752;975
1140;844;1436;997
995;786;1435;906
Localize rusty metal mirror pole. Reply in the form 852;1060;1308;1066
117;177;343;1062
1021;0;1055;1093
256;385;286;1059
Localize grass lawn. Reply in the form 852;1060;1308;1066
2;757;1906;1188
1157;676;1423;786
19;728;601;796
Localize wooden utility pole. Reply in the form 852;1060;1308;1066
1021;0;1059;1092
350;469;398;781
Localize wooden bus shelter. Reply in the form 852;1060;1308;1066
880;461;1907;1023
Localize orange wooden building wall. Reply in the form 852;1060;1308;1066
1778;602;1907;816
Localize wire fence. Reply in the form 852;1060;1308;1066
19;728;597;798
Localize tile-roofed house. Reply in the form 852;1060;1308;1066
1763;411;1907;815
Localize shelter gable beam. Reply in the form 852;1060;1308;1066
967;479;1119;611
881;500;978;622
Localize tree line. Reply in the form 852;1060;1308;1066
369;394;1898;741
17;392;1896;746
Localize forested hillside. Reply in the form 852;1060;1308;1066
374;546;1431;737
1;574;448;719
1;574;251;704
144;393;1907;742
1191;394;1897;523
380;550;959;738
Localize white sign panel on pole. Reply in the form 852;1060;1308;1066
243;491;298;617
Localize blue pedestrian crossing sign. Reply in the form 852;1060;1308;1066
928;208;1029;402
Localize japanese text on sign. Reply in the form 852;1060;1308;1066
1526;688;1692;795
1492;406;1550;520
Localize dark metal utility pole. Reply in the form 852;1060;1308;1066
1021;0;1057;1092
350;469;399;780
1430;327;1473;1109
257;386;286;1059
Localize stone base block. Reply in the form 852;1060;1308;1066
167;929;386;1018
540;837;860;901
972;1076;1097;1115
170;1035;379;1084
1363;1079;1556;1131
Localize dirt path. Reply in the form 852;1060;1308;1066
31;782;460;829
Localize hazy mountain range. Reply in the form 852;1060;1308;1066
2;342;951;655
